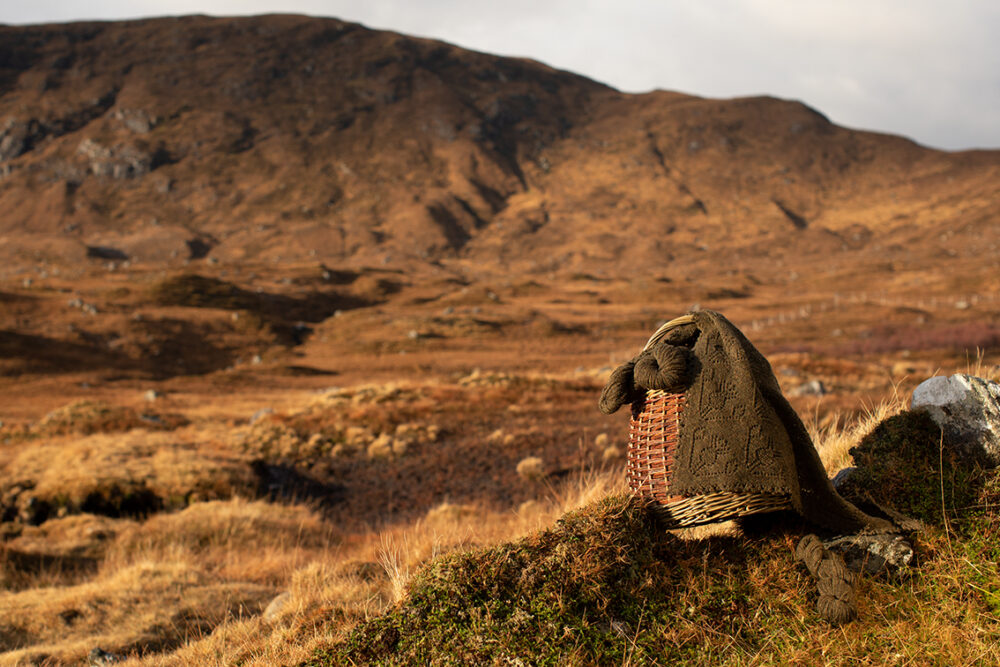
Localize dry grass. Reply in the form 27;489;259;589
101;470;623;667
0;560;273;666
3;375;997;665
1;427;624;667
1;430;258;519
810;397;906;475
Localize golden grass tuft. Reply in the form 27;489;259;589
2;431;257;518
515;456;545;481
811;396;907;475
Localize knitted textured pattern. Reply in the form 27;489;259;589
601;310;895;535
670;310;796;496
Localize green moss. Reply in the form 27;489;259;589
306;496;810;666
843;410;984;528
299;467;1000;665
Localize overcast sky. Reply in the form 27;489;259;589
3;1;998;151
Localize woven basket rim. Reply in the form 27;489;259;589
642;314;695;352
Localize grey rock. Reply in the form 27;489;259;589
77;138;152;179
88;647;121;665
250;408;274;424
0;119;31;161
262;591;291;623
830;467;856;490
114;108;157;134
791;379;828;397
823;533;914;577
911;374;1000;467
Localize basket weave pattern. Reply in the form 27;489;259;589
628;388;792;527
627;390;685;505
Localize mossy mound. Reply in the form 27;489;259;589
842;410;985;528
307;496;813;666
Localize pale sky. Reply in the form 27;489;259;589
3;1;998;151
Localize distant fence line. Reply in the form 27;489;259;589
744;291;997;333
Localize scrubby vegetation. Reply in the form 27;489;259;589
304;404;1000;666
319;495;806;666
5;378;1000;665
841;409;986;527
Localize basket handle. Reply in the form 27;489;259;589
642;314;696;351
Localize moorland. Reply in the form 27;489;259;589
1;14;999;665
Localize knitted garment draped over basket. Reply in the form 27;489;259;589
600;310;894;534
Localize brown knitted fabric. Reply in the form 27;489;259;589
598;324;699;415
601;310;895;535
670;310;796;497
672;311;894;534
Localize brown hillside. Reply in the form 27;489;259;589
1;14;997;277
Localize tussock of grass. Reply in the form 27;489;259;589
2;400;188;440
0;560;273;665
106;499;339;585
1;431;257;520
808;399;902;475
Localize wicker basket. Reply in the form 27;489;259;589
626;316;793;527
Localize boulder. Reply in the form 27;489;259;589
910;374;1000;467
791;379;827;397
823;533;914;577
88;647;121;665
0;119;30;161
262;591;291;623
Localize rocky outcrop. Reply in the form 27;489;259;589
911;374;1000;467
77;138;154;179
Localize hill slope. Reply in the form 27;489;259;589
1;14;998;277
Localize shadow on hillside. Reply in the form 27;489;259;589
150;274;373;322
252;461;347;511
0;330;125;376
0;548;100;592
126;317;238;378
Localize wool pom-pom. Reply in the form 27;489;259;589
633;343;693;392
599;361;637;414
